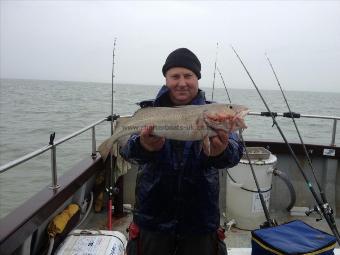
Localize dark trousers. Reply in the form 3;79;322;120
127;228;228;255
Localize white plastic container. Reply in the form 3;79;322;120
226;147;277;230
55;229;127;255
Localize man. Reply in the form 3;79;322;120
121;48;244;255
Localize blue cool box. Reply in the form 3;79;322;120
251;220;336;255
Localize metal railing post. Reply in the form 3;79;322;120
91;126;97;158
331;119;337;147
49;145;60;190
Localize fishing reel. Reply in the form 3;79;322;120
305;205;323;221
105;186;120;196
260;219;278;229
322;202;334;216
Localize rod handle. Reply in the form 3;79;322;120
283;112;301;118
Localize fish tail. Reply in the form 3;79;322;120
98;136;115;161
98;116;133;161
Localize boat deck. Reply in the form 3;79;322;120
80;207;340;253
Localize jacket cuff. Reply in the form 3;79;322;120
120;134;161;164
207;135;243;169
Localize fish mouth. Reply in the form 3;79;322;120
237;109;250;118
234;109;249;130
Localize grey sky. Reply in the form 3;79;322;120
1;1;340;92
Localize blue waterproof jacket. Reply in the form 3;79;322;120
120;86;244;235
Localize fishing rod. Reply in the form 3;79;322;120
106;37;117;230
265;53;340;239
211;42;219;101
111;38;118;136
231;46;340;244
265;54;328;204
217;65;276;228
216;66;232;104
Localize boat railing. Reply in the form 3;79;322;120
0;112;339;188
0;118;108;189
250;111;339;146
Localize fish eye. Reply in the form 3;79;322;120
229;105;233;109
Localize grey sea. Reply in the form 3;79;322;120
0;78;339;218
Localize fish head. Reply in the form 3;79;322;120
222;104;249;118
204;104;249;132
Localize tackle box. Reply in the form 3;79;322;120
251;220;336;255
55;229;127;255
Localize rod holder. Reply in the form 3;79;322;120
91;126;97;158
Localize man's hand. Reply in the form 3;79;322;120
203;130;229;157
140;125;165;152
202;114;239;157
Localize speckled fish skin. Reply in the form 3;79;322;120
98;103;249;161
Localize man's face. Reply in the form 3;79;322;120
165;67;199;106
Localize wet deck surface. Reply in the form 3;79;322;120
81;207;340;250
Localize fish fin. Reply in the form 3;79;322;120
203;135;210;156
173;105;200;109
132;107;171;118
112;116;132;132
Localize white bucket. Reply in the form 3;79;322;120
226;147;277;230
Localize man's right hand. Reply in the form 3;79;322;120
140;125;165;152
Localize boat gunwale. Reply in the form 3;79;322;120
0;155;103;255
245;140;340;158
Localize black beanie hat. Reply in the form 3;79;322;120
162;48;201;79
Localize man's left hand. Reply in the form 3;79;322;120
203;129;229;157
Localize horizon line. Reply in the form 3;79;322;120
1;77;339;94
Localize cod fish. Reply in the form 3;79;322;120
98;103;249;161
